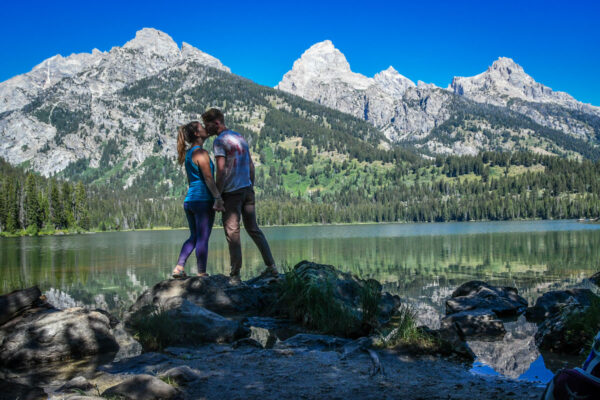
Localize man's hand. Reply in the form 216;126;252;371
213;198;225;212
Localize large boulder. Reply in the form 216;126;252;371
164;299;248;344
525;289;595;322
127;299;248;349
0;307;119;368
440;309;506;338
446;281;528;317
0;286;44;326
126;274;278;320
532;292;600;354
291;261;402;325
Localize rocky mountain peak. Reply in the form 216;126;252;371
449;57;579;107
374;66;415;98
294;40;352;73
123;28;180;59
276;40;372;95
489;57;524;75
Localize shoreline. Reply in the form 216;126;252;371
1;217;596;238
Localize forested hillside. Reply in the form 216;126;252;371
1;37;600;234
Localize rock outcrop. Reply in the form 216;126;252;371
446;281;528;317
525;288;595;322
291;260;402;326
440;281;527;339
126;274;278;319
526;286;600;354
0;306;119;367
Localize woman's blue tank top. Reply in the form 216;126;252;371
184;145;215;202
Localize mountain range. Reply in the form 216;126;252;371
1;28;599;181
277;40;600;157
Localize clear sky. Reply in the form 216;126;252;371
2;0;599;105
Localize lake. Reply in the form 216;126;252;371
2;219;599;383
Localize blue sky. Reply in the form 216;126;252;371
2;0;599;105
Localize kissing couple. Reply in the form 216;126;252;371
172;108;278;285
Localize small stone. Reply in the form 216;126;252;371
102;374;181;400
58;376;93;392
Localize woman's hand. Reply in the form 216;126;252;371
213;198;225;212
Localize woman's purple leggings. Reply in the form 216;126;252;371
177;201;215;273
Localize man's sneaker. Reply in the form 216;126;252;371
229;274;243;286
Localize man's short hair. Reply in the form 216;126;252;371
202;108;225;125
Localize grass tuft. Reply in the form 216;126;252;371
128;306;180;351
276;267;386;337
276;267;357;336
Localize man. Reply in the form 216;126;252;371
202;108;278;284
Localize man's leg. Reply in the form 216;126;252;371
241;187;276;268
222;190;244;277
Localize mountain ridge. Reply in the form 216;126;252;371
276;41;599;156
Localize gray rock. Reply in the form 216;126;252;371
0;378;46;400
112;322;142;362
248;326;278;349
440;309;506;338
533;295;598;354
525;289;595;322
126;274;278;320
274;334;350;351
590;271;600;287
158;365;202;385
163;299;248;344
446;281;527;317
58;376;93;393
292;261;402;331
102;374;181;400
427;326;476;360
0;286;42;325
0;307;119;368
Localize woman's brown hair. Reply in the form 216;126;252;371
177;121;201;165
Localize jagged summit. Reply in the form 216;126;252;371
123;28;179;55
374;66;416;99
0;28;230;114
276;40;372;94
449;57;583;108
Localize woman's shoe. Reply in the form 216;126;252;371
197;272;210;277
260;265;279;277
172;265;188;279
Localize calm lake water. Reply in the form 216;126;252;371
2;219;599;383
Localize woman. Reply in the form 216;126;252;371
173;121;224;278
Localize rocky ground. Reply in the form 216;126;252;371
37;343;544;400
2;262;598;400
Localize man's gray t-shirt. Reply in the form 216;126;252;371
213;130;252;193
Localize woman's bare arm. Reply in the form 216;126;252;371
194;150;224;210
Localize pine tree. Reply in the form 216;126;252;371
74;182;90;230
24;173;42;230
50;179;65;228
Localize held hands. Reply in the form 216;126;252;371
213;198;226;212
